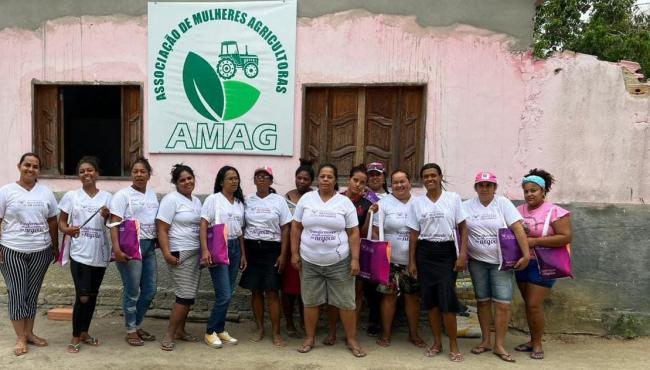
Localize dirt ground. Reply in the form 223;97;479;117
0;309;648;370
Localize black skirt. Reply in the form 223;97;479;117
239;239;282;291
416;240;460;313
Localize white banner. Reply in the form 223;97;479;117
147;1;296;155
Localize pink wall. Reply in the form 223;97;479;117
1;11;648;203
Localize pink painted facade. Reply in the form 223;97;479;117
1;11;648;203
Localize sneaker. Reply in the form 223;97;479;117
204;332;223;348
217;331;238;345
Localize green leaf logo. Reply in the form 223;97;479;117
182;51;260;122
223;81;260;120
183;52;225;121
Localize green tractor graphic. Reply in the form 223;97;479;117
216;41;259;79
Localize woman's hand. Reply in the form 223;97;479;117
51;245;60;262
100;206;110;219
275;255;286;274
369;203;379;214
65;226;81;238
163;252;179;267
527;237;538;248
201;249;212;267
239;255;248;271
408;262;417;279
350;258;360;276
114;250;131;263
514;255;530;271
291;253;301;271
453;254;467;272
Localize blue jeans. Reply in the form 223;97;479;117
468;259;514;304
206;238;241;334
116;239;157;332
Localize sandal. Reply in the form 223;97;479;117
273;336;287;348
449;352;464;362
14;342;28;356
494;352;516;363
376;337;391;347
424;344;442;357
67;343;81;353
137;329;156;341
27;335;48;347
408;336;426;348
297;342;314;353
530;351;545;360
347;345;367;358
82;336;99;346
160;339;175;351
471;345;491;355
125;335;144;346
322;335;336;346
514;342;533;352
175;333;200;342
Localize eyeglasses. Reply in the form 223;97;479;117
255;175;272;181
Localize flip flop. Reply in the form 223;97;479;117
376;337;391;347
67;343;81;353
514;343;533;352
175;333;200;342
273;336;287;348
137;329;156;341
449;352;464;362
408;337;426;348
494;352;516;363
347;345;367;358
27;335;48;347
160;339;175;352
297;343;314;353
322;335;337;346
14;342;28;356
530;351;545;360
471;345;491;355
125;335;144;346
424;345;442;357
82;336;99;346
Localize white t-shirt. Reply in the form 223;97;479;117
156;191;202;252
372;194;412;265
463;196;523;265
110;187;159;239
407;191;467;246
0;182;58;252
201;192;245;240
293;191;358;266
59;189;112;267
244;193;292;242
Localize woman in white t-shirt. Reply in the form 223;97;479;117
407;163;468;362
0;153;58;356
463;172;529;363
372;170;425;349
109;157;159;346
240;166;292;347
291;163;366;358
58;156;111;353
156;164;203;351
200;165;247;348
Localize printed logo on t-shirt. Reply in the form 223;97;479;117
80;227;103;239
20;222;48;234
309;230;338;243
392;231;409;242
307;208;338;219
473;235;497;247
422;211;445;221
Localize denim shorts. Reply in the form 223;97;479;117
515;259;556;289
468;259;514;304
300;257;355;310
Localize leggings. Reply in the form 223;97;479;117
70;258;106;337
0;246;52;321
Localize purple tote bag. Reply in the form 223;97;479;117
535;207;573;279
110;219;142;261
359;211;391;285
205;206;230;267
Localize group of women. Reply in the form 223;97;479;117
0;152;572;363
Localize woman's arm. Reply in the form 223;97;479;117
529;216;572;248
510;221;530;270
48;216;59;260
277;223;290;273
156;220;177;266
408;229;419;278
290;220;303;270
454;221;468;272
58;211;80;238
109;214;129;263
346;226;361;276
239;234;247;271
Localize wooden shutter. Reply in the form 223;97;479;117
364;87;398;170
33;85;62;175
303;88;328;170
121;86;142;176
397;87;424;181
